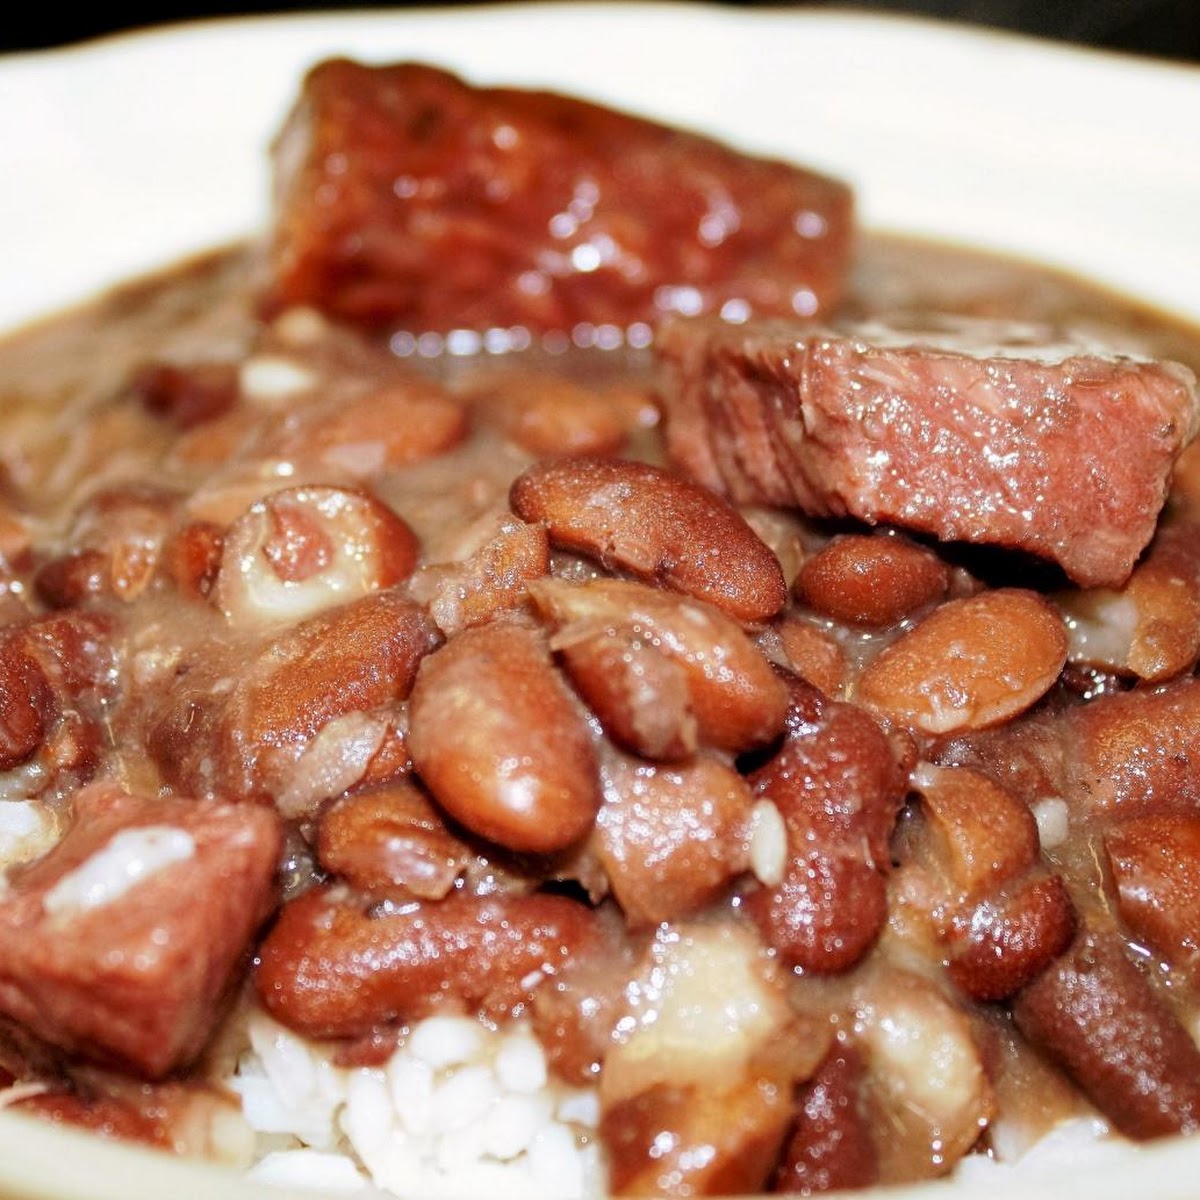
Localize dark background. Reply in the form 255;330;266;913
3;0;1199;61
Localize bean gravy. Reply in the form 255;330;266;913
1;230;1199;1188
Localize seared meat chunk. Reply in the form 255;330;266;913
658;316;1199;587
0;784;282;1078
266;60;852;333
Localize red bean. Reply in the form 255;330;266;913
316;780;472;902
255;886;603;1039
744;678;905;973
856;589;1067;735
795;532;950;628
532;577;789;757
0;642;54;770
1105;814;1200;973
594;749;751;928
1013;930;1200;1139
510;456;786;624
774;1044;879;1194
408;621;599;854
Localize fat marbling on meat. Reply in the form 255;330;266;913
657;316;1200;587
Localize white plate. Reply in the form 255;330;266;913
0;4;1198;335
0;7;1198;1200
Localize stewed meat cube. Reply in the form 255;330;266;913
266;60;853;334
657;316;1200;586
0;784;282;1078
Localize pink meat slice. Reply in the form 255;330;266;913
657;317;1200;587
0;784;282;1078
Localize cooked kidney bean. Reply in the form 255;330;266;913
45;487;175;605
750;854;890;977
1104;814;1200;974
510;456;787;624
316;780;473;902
774;1044;880;1195
906;765;1075;1000
270;379;469;476
775;615;850;698
1013;930;1200;1139
150;591;439;804
459;367;628;458
795;532;950;628
911;764;1039;897
743;677;905;972
946;874;1076;1001
532;577;789;756
560;624;697;761
168;407;265;475
408;621;599;854
161;520;224;599
1057;518;1200;683
350;715;415;792
0;641;55;770
0;610;117;788
602;1077;793;1197
20;611;117;705
33;550;110;609
856;589;1067;735
940;675;1200;822
215;484;419;628
131;360;239;429
255;886;603;1038
594;749;751;927
528;913;636;1085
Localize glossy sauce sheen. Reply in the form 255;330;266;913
1;231;1200;1191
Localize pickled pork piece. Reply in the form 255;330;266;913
0;784;282;1079
266;60;853;334
657;317;1200;587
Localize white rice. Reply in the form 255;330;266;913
954;1115;1138;1183
42;825;195;915
228;1010;603;1198
0;799;57;869
228;1003;1145;1198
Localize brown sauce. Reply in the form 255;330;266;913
1;230;1199;1189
